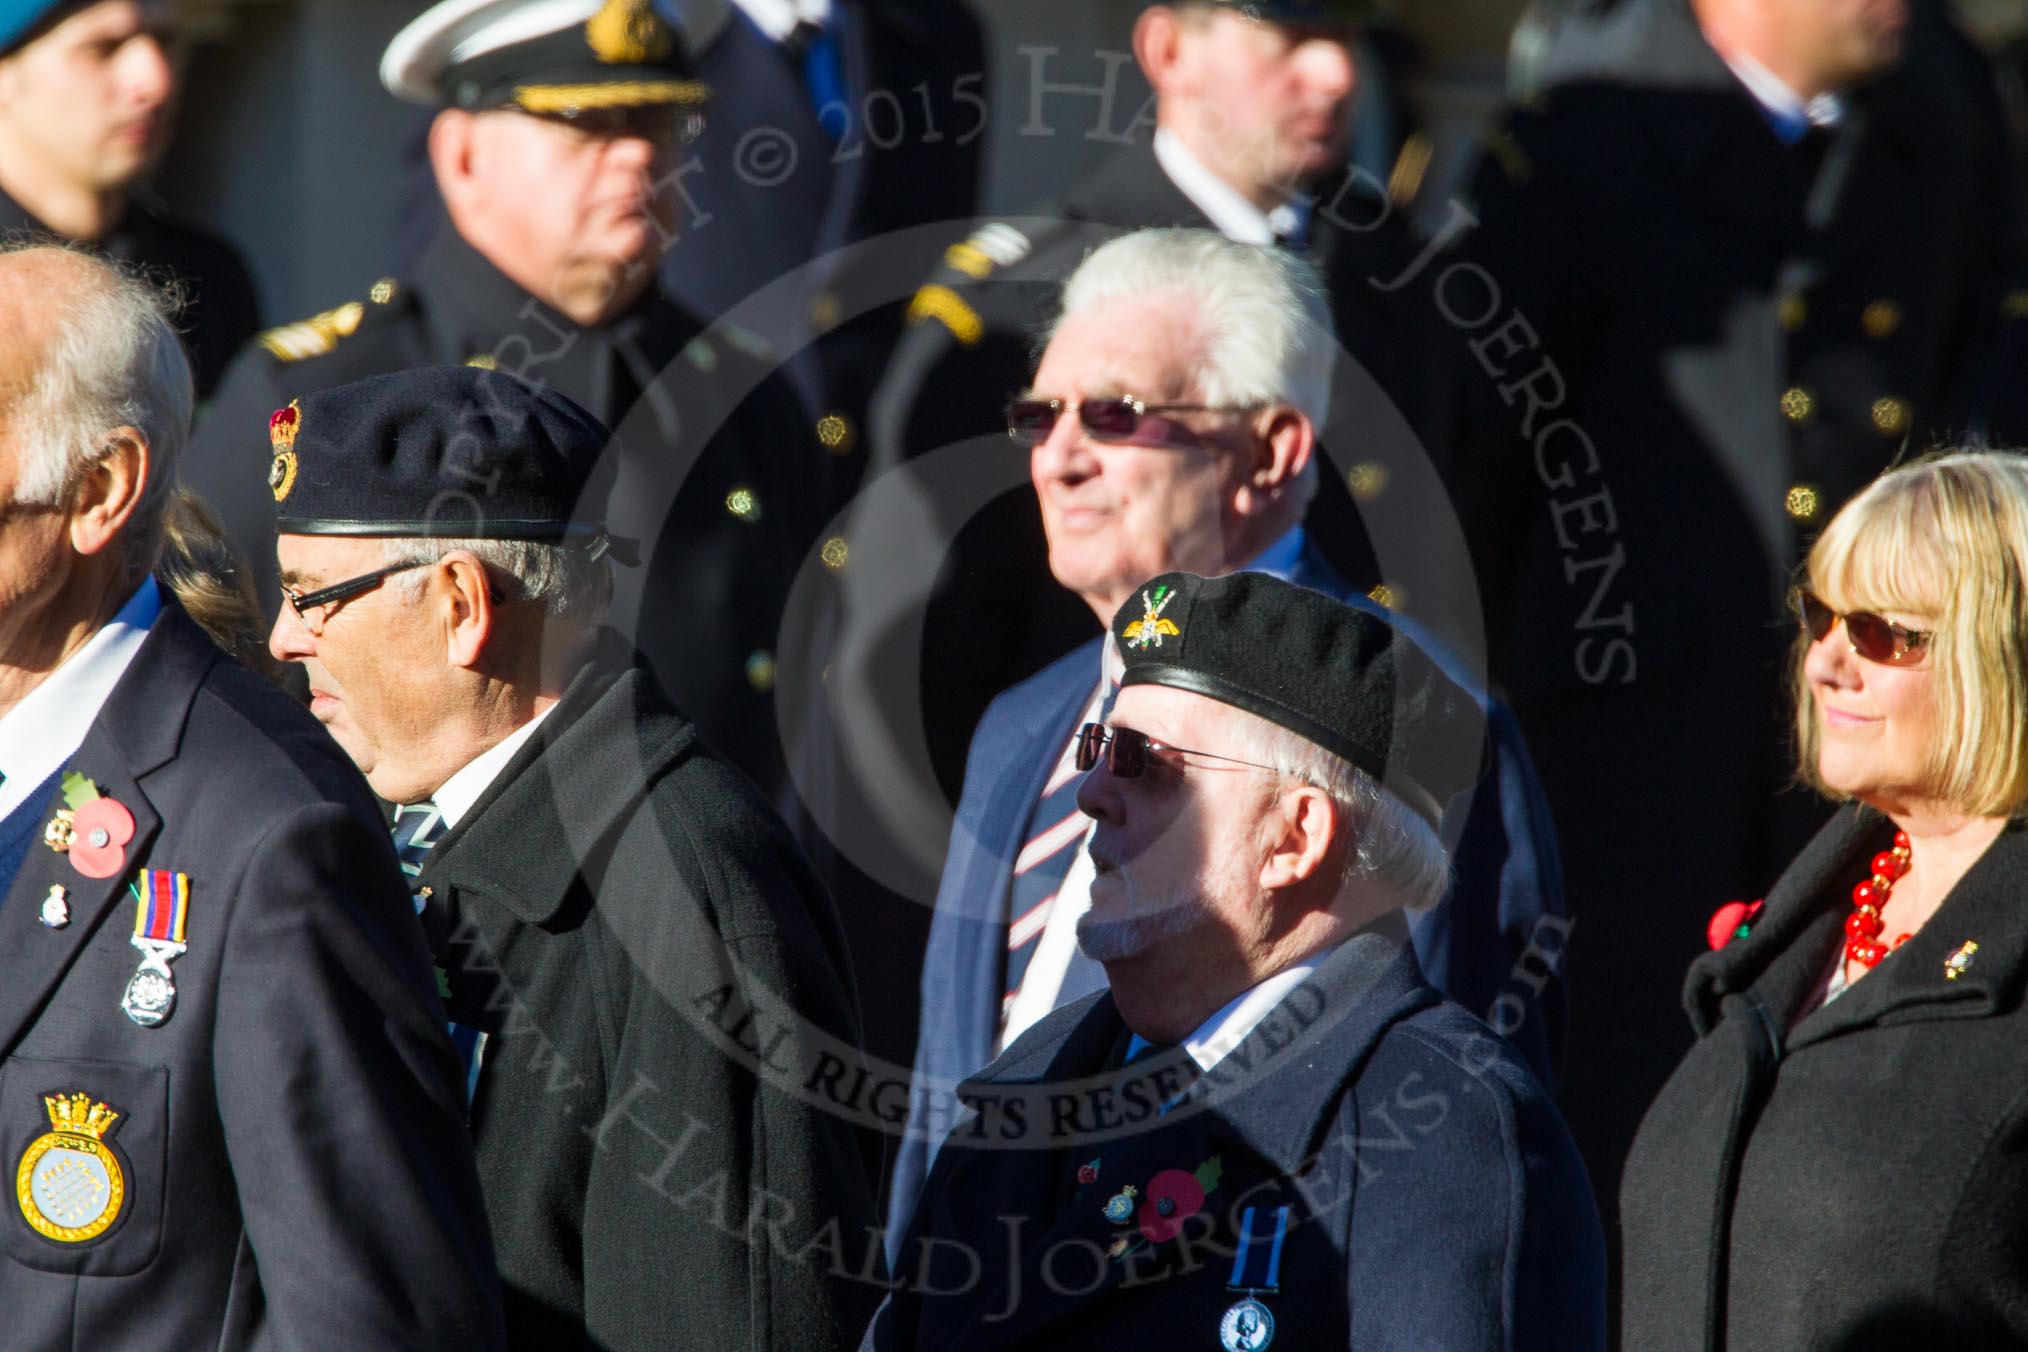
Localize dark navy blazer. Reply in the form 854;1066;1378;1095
887;545;1569;1245
869;931;1605;1351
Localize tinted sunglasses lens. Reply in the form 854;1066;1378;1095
1075;723;1106;772
1006;400;1059;444
1795;591;1835;642
1109;727;1148;777
1077;398;1142;440
1843;612;1902;662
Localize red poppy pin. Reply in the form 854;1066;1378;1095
1138;1157;1223;1244
53;772;135;879
1706;898;1765;951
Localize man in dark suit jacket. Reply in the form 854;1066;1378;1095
259;364;883;1350
0;248;501;1347
884;228;1569;1247
0;0;258;396
868;567;1605;1351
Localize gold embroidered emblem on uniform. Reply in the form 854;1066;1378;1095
16;1093;127;1243
585;0;672;64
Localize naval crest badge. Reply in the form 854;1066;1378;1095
1122;584;1181;650
15;1093;127;1244
268;400;302;503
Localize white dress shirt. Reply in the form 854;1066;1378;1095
1127;948;1334;1073
1721;49;1845;142
0;578;161;822
430;704;555;830
732;0;832;44
1153;129;1312;248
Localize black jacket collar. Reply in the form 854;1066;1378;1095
1689;803;2028;1044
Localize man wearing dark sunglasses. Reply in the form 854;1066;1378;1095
182;0;826;804
886;228;1570;1254
870;569;1605;1350
862;0;1427;805
262;366;882;1351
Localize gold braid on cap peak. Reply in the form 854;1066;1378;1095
514;79;710;112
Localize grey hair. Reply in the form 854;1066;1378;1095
7;246;193;578
381;535;612;626
1053;228;1337;490
1227;710;1452;913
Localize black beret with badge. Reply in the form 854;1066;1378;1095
381;0;709;114
267;365;624;549
1111;570;1480;827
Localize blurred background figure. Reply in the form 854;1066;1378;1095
884;227;1569;1247
1622;449;2028;1351
1436;0;2024;1214
181;0;827;802
0;0;257;396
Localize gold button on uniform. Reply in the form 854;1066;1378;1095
810;292;842;334
821;537;850;570
1781;387;1815;424
745;651;777;693
1345;462;1389;503
1367;582;1400;609
816;413;854;454
725;487;762;523
465;352;498;370
1861;299;1902;339
1784;483;1822;524
1777;294;1807;333
1871;396;1911;437
370;278;398;305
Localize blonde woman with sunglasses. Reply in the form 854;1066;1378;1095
1619;450;2028;1351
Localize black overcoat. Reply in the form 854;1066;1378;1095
0;598;503;1349
415;639;885;1351
1622;805;2028;1350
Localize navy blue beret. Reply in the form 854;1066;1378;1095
1111;570;1479;826
267;366;618;546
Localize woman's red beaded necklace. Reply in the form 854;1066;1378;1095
1845;831;1914;968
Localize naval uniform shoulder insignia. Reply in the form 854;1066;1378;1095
16;1093;127;1243
256;298;369;363
906;284;984;346
942;221;1032;280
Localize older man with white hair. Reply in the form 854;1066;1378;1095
886;227;1568;1248
869;567;1605;1350
0;245;501;1349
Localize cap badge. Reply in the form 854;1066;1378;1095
16;1093;127;1244
586;0;673;65
268;400;302;502
1123;584;1181;650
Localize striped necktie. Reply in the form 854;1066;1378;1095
1001;712;1096;1035
391;801;483;1101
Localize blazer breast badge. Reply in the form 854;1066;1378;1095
15;1093;127;1243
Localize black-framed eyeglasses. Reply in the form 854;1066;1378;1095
1005;396;1259;447
281;561;435;631
1074;723;1282;779
1792;588;1933;666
